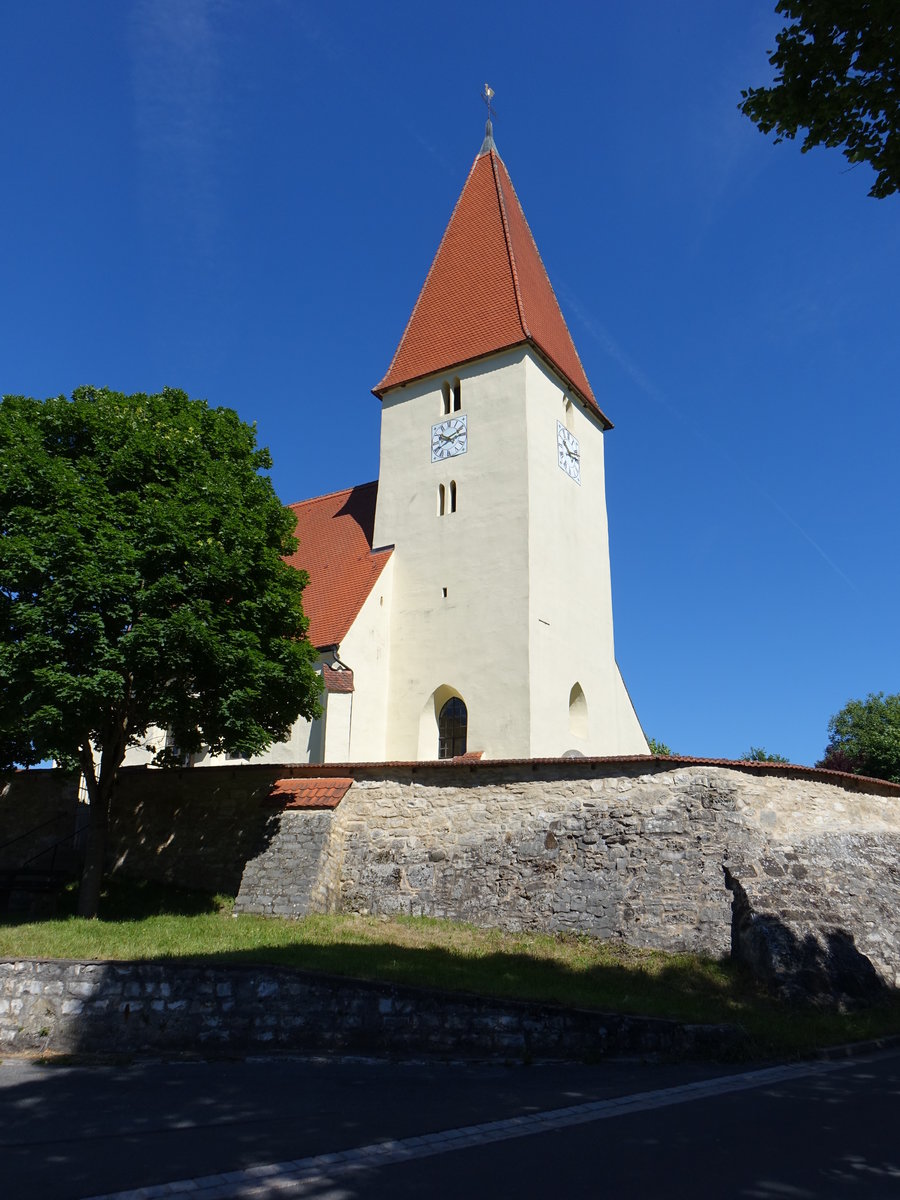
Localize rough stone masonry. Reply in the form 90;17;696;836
5;757;899;999
230;760;900;995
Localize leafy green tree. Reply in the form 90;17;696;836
0;387;321;917
817;692;900;782
740;1;900;198
739;747;790;763
647;737;673;756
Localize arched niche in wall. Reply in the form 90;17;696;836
568;682;588;740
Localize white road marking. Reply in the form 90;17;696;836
81;1054;888;1200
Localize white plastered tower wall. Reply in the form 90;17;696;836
373;347;648;760
522;352;647;755
374;349;533;760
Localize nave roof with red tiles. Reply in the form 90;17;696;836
284;481;390;651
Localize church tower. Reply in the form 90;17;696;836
372;119;647;761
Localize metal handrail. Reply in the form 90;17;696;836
0;813;68;855
20;825;85;871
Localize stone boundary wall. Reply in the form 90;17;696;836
233;761;900;990
0;957;743;1060
4;760;899;990
0;771;80;870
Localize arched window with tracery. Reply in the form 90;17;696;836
438;696;467;759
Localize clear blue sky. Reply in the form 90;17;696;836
3;2;897;767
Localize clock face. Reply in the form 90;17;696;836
431;414;467;462
557;421;581;483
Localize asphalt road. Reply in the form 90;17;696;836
2;1048;898;1199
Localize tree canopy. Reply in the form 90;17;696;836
817;692;900;782
646;737;673;756
740;1;900;198
740;747;790;763
0;387;321;914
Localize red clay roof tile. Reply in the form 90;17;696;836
323;664;355;694
375;146;609;425
264;777;353;809
284;482;391;650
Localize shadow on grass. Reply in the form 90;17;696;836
5;877;900;1058
50;877;226;920
187;940;900;1057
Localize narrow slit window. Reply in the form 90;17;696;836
452;378;462;411
441;382;451;415
438;483;446;516
449;480;457;512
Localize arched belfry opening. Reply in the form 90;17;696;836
568;683;588;740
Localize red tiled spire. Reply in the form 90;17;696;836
375;136;610;425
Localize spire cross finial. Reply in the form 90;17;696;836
482;83;496;123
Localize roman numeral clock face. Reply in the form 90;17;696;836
431;415;467;461
557;421;581;483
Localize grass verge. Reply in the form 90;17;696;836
3;878;899;1060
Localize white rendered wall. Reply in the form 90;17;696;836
226;553;394;766
375;347;646;760
374;350;533;760
121;557;393;769
192;660;326;767
122;727;166;767
121;706;324;768
522;352;648;756
335;553;394;762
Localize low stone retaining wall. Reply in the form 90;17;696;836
0;958;744;1061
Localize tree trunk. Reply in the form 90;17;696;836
76;746;102;918
76;795;108;919
76;703;131;919
76;744;117;919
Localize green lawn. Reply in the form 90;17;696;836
3;879;899;1059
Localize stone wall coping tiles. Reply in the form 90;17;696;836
108;756;900;797
262;778;354;809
